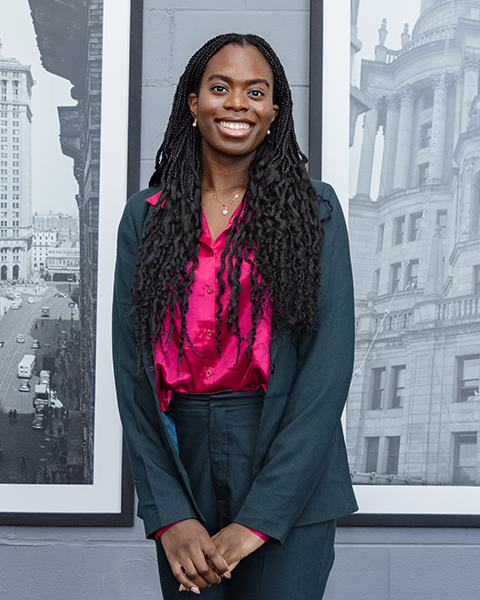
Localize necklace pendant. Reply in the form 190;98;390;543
222;207;228;216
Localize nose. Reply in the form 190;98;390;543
225;88;248;111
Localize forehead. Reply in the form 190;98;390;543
201;44;274;84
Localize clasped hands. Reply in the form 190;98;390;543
161;518;265;594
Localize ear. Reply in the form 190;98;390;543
188;93;198;121
271;104;279;124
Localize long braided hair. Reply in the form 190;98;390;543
133;33;331;363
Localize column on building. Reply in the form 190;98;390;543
453;73;463;151
460;157;476;240
392;85;416;191
430;75;448;183
379;93;400;196
461;58;479;133
425;225;444;296
355;97;379;198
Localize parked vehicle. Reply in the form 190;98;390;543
30;339;40;349
18;354;35;378
41;306;50;317
19;381;31;392
32;413;45;430
0;340;4;348
39;370;50;385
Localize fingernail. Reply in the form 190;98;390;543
191;586;201;595
222;571;232;580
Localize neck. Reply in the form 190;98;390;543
201;148;252;194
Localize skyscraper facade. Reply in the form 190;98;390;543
0;41;33;281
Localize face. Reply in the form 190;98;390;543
188;44;279;161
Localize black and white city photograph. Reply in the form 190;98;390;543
348;0;480;498
0;0;103;494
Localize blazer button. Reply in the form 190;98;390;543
270;363;275;375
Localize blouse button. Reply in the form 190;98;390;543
206;369;212;377
206;329;212;337
207;286;213;294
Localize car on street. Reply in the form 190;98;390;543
11;301;20;310
32;413;45;430
54;292;67;298
16;334;25;343
0;340;4;348
30;339;40;349
19;381;31;392
28;297;35;304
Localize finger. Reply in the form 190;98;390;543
191;553;222;586
171;559;210;591
204;543;230;576
227;560;240;573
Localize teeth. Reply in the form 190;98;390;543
219;121;251;131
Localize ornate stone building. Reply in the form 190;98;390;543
348;0;480;485
29;0;103;483
0;41;34;281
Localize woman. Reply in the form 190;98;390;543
113;33;357;599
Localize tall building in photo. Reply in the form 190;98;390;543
0;40;34;281
29;0;103;483
348;0;480;485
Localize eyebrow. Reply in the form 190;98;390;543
207;74;271;88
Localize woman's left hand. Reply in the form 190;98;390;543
211;522;266;573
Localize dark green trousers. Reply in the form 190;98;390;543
155;391;335;599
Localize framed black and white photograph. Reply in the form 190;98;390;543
0;0;138;526
318;0;480;526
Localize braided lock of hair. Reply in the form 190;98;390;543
133;33;331;364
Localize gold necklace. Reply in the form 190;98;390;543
204;188;243;216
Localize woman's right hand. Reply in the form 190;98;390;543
161;518;230;594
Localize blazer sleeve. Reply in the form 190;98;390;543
234;183;355;543
112;195;198;539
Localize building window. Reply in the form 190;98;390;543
390;366;406;408
436;209;447;230
423;89;434;109
420;122;432;148
0;81;6;102
370;367;386;410
394;216;405;245
365;437;380;473
377;223;385;252
385;436;401;474
391;262;401;293
457;356;480;402
406;259;419;290
418;162;430;186
453;432;477;484
409;212;423;241
474;265;480;295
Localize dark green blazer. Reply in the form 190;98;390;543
112;180;358;544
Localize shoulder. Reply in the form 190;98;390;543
119;185;162;241
309;178;344;223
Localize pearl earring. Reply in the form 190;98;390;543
192;118;197;127
267;129;271;135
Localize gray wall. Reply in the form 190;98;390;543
2;1;480;599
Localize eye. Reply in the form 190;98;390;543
211;84;228;93
249;89;265;98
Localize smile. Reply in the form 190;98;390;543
217;120;253;131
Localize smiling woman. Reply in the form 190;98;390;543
113;33;357;599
